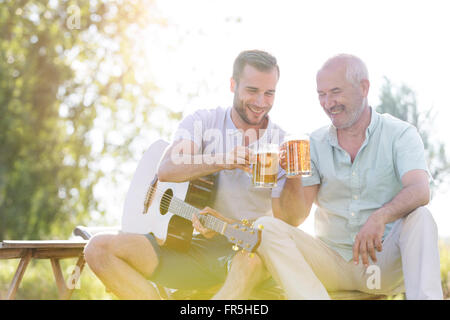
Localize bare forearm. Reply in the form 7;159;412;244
275;177;309;226
374;183;430;224
157;154;224;182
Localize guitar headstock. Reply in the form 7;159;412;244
223;221;262;253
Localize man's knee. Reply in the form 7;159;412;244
254;216;290;234
84;233;159;278
402;206;438;237
254;216;299;257
84;233;113;271
405;206;436;227
236;250;264;272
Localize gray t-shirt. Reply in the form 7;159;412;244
172;106;286;221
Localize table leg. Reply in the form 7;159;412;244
50;258;67;299
61;254;86;300
6;250;32;300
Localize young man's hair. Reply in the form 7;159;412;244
232;50;280;84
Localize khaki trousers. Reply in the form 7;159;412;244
255;207;443;300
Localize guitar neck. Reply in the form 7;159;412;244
168;199;226;234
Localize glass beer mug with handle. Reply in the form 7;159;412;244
282;133;311;177
251;143;279;188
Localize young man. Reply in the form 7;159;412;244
84;50;303;299
253;54;443;300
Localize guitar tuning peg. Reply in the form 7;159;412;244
257;224;264;230
241;219;249;226
232;245;239;251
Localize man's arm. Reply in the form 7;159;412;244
157;138;253;238
353;169;430;266
373;169;430;224
272;178;319;227
271;143;319;226
157;139;251;182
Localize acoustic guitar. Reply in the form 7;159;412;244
121;139;262;252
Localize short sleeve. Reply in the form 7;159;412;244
302;138;321;187
301;158;321;187
393;126;429;179
172;111;205;151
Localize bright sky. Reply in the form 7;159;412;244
99;0;450;238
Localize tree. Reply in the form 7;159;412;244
0;0;175;239
376;77;450;194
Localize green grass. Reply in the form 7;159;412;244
439;240;450;299
1;242;449;300
0;258;116;300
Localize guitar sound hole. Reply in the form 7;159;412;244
160;189;173;215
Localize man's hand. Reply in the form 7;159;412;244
353;210;386;267
278;142;297;179
192;207;234;239
220;146;254;174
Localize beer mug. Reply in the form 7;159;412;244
283;133;311;177
251;143;279;188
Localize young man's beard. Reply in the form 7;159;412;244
233;93;269;126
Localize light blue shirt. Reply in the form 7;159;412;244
302;108;429;261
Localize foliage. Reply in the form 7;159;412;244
376;77;450;193
0;0;176;240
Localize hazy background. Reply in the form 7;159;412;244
1;0;449;239
110;0;450;237
1;0;449;300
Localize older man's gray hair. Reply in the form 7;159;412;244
320;54;369;87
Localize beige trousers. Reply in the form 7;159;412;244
255;207;443;300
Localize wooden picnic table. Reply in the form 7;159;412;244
0;240;87;300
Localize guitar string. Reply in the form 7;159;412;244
145;184;257;244
146;185;226;233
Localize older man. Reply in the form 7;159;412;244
254;54;443;300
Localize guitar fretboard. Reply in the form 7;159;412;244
166;197;226;234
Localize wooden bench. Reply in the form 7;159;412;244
0;240;87;300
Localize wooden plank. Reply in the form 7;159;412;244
32;248;84;259
0;248;27;259
1;240;87;249
329;290;386;300
6;250;32;300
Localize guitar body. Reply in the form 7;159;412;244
121;139;216;252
